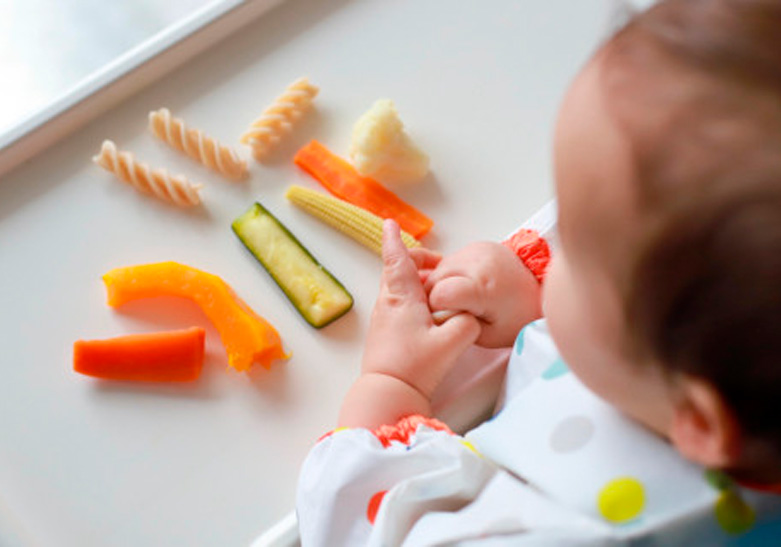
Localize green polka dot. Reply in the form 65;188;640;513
715;490;755;535
597;477;645;524
704;469;733;492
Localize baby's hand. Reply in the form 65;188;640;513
361;221;481;398
424;242;542;347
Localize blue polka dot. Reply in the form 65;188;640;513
616;516;644;529
513;327;528;355
542;358;569;380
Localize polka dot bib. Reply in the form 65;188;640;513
467;320;780;542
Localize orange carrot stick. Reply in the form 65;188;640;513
294;140;434;239
73;327;205;382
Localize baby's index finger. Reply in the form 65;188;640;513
382;219;406;264
381;219;423;298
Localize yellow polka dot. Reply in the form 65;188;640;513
597;477;645;523
715;490;755;535
332;427;350;435
459;439;482;457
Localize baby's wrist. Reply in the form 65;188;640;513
360;361;437;400
338;372;433;428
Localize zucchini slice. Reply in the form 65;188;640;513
232;202;353;328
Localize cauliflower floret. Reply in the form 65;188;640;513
349;99;429;185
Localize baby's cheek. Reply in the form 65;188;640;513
540;257;563;323
541;257;584;368
543;256;636;412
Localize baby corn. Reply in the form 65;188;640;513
285;185;421;255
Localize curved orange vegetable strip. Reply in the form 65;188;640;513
74;327;205;382
102;262;288;371
294;140;434;239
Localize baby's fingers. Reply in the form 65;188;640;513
381;220;425;301
408;248;442;271
431;312;480;361
429;276;486;318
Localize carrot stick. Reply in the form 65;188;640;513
294;140;433;238
73;327;205;382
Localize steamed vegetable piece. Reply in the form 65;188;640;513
350;99;430;184
73;327;205;382
232;202;353;328
103;262;287;371
294;140;434;239
286;185;421;255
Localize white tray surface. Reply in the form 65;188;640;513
0;0;610;544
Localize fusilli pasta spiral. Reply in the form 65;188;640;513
149;108;247;180
92;140;202;207
240;77;319;161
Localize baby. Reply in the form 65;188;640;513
297;0;781;544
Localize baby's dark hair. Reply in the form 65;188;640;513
603;0;781;459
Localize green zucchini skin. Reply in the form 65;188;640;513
232;202;354;328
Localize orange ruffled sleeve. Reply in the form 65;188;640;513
372;415;453;448
318;415;453;448
502;228;551;284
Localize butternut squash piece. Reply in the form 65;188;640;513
103;262;288;371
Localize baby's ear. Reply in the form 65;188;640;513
668;375;742;469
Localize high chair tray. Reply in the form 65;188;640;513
0;1;609;545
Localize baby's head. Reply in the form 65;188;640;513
543;0;781;480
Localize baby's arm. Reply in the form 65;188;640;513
425;241;542;347
338;221;480;429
